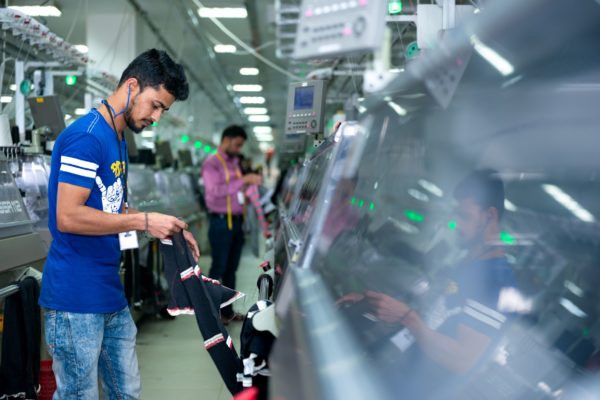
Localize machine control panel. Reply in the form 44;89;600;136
285;80;326;135
293;0;386;60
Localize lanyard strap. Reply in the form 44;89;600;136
102;101;128;210
215;152;242;230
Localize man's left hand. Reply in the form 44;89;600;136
183;230;200;261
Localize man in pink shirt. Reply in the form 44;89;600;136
202;125;262;322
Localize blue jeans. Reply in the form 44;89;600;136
43;307;141;400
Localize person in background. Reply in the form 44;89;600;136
39;49;199;400
202;125;262;323
264;148;274;178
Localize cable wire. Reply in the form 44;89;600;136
190;0;302;81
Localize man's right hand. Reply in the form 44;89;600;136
243;173;262;186
146;213;188;239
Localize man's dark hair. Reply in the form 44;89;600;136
118;49;189;101
453;169;505;220
221;125;247;142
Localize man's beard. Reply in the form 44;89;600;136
124;95;143;133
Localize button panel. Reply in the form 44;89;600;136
293;0;385;61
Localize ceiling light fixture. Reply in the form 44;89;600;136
233;84;263;92
240;67;259;75
504;199;518;212
198;7;248;19
0;96;13;103
418;179;444;197
542;184;595;223
387;101;407;116
248;115;270;122
253;126;272;134
75;108;88;115
470;35;514;76
239;96;265;104
255;134;273;142
559;297;587;318
214;44;236;53
244;107;268;115
564;281;584;298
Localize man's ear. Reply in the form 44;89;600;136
125;77;140;94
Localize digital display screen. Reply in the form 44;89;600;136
294;86;314;110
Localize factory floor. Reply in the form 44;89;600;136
136;249;263;400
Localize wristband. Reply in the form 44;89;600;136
399;309;413;324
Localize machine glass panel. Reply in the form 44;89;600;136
272;1;600;398
288;140;336;237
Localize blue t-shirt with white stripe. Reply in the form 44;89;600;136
39;109;128;313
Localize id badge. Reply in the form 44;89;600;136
119;230;139;250
390;328;415;352
237;191;245;205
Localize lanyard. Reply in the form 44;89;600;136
215;151;242;230
102;101;128;210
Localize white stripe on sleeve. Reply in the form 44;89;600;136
463;306;503;330
61;156;99;171
60;164;96;179
466;299;506;323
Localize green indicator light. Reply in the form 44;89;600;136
151;121;158;127
20;79;32;96
358;200;365;208
582;327;590;337
404;210;424;222
500;231;516;245
448;220;457;230
181;135;190;143
212;149;217;155
194;141;202;149
204;145;211;153
351;197;356;205
369;202;375;211
388;0;403;15
65;75;77;86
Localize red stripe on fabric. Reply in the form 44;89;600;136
205;337;225;350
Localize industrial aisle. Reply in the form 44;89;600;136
136;249;263;400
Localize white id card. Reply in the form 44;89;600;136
119;230;139;250
390;328;415;352
237;191;245;205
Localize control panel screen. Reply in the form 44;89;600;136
294;86;315;110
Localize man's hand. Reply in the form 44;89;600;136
243;173;262;186
335;292;366;306
146;213;187;239
365;291;411;324
183;230;200;262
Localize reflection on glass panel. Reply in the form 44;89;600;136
288;141;337;237
272;1;600;398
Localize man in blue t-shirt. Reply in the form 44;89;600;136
39;49;199;399
339;169;517;398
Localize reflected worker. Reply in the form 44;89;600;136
339;169;517;397
202;125;262;323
